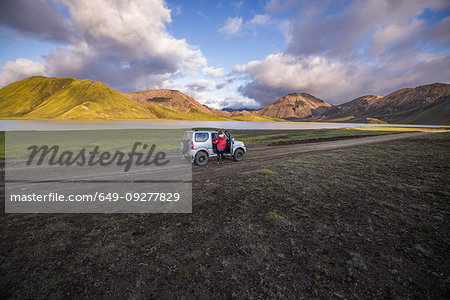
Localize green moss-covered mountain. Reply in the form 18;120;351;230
0;76;283;121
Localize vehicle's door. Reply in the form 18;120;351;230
211;132;217;154
225;131;234;154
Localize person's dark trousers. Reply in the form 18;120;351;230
217;150;224;162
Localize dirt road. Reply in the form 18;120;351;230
193;131;434;179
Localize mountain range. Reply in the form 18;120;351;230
229;82;449;125
0;76;280;122
317;83;450;124
0;76;448;124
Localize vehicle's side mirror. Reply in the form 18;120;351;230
232;138;235;142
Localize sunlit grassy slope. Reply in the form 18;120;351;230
0;76;283;122
146;103;233;121
232;114;287;122
0;76;155;120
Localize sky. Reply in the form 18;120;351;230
0;0;449;109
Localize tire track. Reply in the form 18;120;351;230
192;132;435;180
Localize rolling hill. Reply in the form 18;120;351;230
122;89;234;118
255;93;332;119
319;83;450;124
221;82;448;125
1;76;448;124
0;76;155;120
123;89;214;114
0;76;283;122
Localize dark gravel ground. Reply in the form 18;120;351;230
1;131;449;299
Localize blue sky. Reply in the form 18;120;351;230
0;0;449;108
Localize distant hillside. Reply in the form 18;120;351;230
320;83;450;125
222;107;258;112
0;76;154;120
255;93;332;119
122;89;287;121
2;76;447;124
123;89;213;114
0;76;283;121
123;89;237;117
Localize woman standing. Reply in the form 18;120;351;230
213;130;227;165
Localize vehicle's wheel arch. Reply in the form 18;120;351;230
233;147;246;154
196;147;210;154
196;149;209;156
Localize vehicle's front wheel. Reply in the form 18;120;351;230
195;152;208;166
233;149;244;161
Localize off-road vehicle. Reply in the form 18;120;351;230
180;130;246;166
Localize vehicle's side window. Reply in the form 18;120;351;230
195;132;209;142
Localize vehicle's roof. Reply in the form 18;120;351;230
189;129;220;132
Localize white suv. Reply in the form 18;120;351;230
180;130;246;166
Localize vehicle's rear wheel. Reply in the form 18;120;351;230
195;152;208;166
233;149;244;161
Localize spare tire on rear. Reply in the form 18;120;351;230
195;151;208;166
180;140;189;154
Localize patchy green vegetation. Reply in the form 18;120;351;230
3;129;185;159
258;169;273;176
1;131;449;298
231;127;411;145
231;127;449;147
231;114;287;122
264;211;281;221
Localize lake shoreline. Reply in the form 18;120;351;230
1;120;449;131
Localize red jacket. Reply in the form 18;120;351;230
213;135;227;150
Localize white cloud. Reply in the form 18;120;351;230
234;51;450;104
62;0;205;68
0;58;46;87
202;94;260;110
285;0;449;57
247;14;270;26
219;17;243;36
202;66;224;78
370;19;424;55
186;79;215;92
233;53;358;104
233;0;450;105
247;14;272;27
0;0;206;91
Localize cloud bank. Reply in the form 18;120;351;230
234;0;450;105
0;0;206;91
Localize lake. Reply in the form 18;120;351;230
0;120;448;131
